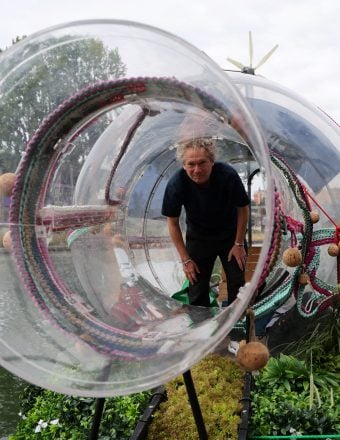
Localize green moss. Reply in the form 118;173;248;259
147;354;244;440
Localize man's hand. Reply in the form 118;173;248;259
166;217;201;284
228;245;247;271
182;259;200;284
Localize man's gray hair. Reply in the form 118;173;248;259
176;138;216;163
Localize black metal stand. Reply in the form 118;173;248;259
238;372;253;440
130;386;167;440
88;362;112;439
183;370;208;440
238;307;253;439
88;369;207;440
89;397;106;440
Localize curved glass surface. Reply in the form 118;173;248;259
229;72;340;320
0;20;272;396
0;20;339;398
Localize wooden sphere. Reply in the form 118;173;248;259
0;173;16;196
310;211;320;224
298;272;310;285
282;247;302;267
2;230;12;251
236;341;269;371
328;243;339;257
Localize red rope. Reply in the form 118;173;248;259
302;185;339;230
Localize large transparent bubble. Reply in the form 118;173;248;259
229;72;340;322
0;19;339;398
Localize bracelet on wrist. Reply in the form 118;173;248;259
182;258;192;265
234;242;244;247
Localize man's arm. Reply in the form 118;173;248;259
167;217;199;284
235;205;249;245
167;217;189;262
228;205;250;270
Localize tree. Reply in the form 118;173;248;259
0;36;127;174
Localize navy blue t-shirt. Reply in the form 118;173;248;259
162;162;250;238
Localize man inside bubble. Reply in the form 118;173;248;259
162;120;250;350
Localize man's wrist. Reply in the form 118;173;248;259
234;242;244;247
182;258;192;265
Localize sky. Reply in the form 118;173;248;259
0;0;339;122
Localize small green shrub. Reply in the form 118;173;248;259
10;385;151;439
250;298;340;436
249;354;340;436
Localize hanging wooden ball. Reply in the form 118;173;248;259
2;230;12;251
236;341;270;371
309;211;320;224
328;243;339;257
0;173;16;197
236;308;269;371
282;247;302;267
298;272;310;285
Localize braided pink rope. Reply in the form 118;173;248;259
285;215;304;248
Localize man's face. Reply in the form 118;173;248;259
183;147;214;185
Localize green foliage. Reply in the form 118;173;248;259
10;385;151;439
250;354;340;436
147;354;245;440
250;387;340;436
18;384;44;416
253;392;339;435
249;298;340;436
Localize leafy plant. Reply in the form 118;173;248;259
250;388;340;436
10;386;151;439
249;353;340;436
257;353;339;392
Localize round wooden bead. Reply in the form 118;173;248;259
282;247;302;267
310;211;320;224
2;230;12;251
236;341;270;371
0;173;16;197
328;243;339;257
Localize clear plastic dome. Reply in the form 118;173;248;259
229;72;340;320
0;20;272;396
0;20;339;398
